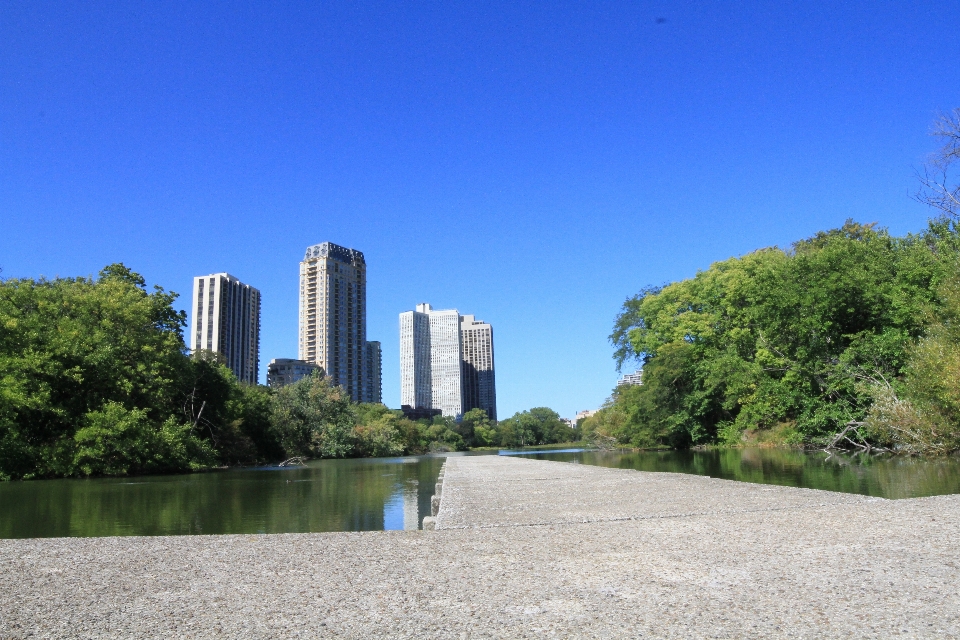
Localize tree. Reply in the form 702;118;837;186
458;408;491;446
270;371;355;458
0;264;198;478
496;407;574;447
604;220;951;448
916;108;960;218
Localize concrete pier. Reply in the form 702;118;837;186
3;455;960;638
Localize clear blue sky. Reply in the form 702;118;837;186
2;1;958;419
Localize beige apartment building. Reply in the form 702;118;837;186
299;242;380;403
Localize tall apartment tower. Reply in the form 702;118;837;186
190;273;261;384
364;341;382;404
399;306;433;410
460;314;497;422
299;242;380;402
399;303;496;420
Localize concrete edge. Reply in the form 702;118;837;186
421;459;447;531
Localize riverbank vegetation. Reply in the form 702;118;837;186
585;110;960;456
584;220;960;455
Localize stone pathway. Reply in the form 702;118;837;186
2;456;959;638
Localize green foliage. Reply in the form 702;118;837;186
270;372;355;458
73;402;215;476
0;264;201;478
351;403;405;457
863;271;960;454
602;219;960;450
0;264;289;480
496;407;575;448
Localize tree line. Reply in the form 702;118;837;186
0;263;574;480
585;110;960;455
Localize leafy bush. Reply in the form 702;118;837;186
73;402;215;476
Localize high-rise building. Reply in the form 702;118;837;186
190;273;261;384
460;314;497;422
399;303;497;421
299;242;380;402
266;358;322;388
399;307;432;410
617;370;644;387
364;341;382;404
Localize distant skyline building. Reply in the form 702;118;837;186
617;370;644;387
459;314;497;421
399;303;497;420
190;273;260;384
266;358;322;388
298;241;380;402
364;341;382;404
575;409;597;426
399;307;432;410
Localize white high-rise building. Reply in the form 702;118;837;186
190;273;261;384
298;241;380;403
399;303;497;420
400;307;432;409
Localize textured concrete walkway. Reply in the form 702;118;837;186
2;456;960;638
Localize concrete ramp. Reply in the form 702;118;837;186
436;455;879;529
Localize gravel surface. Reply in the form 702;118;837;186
2;456;959;638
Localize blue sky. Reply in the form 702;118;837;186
2;1;959;419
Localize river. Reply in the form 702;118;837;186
1;447;959;538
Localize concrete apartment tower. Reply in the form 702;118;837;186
365;341;382;404
460;314;497;422
399;303;496;420
299;242;380;402
399;306;433;410
190;273;261;384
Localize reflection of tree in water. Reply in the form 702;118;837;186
514;449;960;500
0;457;446;538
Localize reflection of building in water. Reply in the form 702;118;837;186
403;480;419;531
382;480;422;531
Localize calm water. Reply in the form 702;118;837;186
506;447;960;499
2;448;960;539
0;454;448;539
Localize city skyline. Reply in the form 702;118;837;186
4;2;953;419
400;303;497;421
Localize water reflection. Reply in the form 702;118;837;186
382;479;420;531
0;454;447;539
3;448;959;539
511;448;960;499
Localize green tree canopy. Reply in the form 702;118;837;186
599;220;958;449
